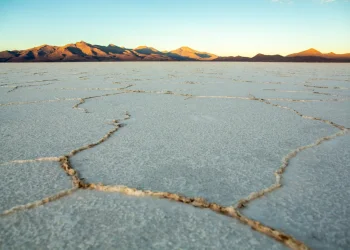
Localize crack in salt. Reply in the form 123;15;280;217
72;92;123;113
263;88;348;99
0;98;81;107
235;130;348;209
0;107;309;249
304;84;350;90
235;95;348;209
122;89;350;103
1;88;349;109
90;184;309;250
2;82;58;93
258;98;346;130
0;188;78;216
3;85;349;249
58;84;134;92
264;97;350;102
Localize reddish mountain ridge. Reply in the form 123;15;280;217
216;48;350;62
0;41;216;62
1;42;349;62
287;48;350;59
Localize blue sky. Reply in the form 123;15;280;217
0;0;349;56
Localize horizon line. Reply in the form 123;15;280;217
2;40;350;58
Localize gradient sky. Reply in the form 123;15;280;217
0;0;349;56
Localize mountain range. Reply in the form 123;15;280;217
1;42;349;62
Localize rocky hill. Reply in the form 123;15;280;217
1;43;349;62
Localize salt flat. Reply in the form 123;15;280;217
0;62;349;250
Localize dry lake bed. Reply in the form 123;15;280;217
0;62;349;250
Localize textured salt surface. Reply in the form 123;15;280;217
271;100;350;128
71;94;337;206
243;135;350;250
0;101;114;162
0;161;72;212
0;62;349;249
0;190;286;250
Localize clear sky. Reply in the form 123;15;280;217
0;0;349;56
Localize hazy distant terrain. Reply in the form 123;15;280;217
0;62;349;250
1;42;350;62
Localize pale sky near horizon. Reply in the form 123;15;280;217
0;0;349;56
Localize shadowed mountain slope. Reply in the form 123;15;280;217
287;48;350;59
169;46;218;60
1;42;349;62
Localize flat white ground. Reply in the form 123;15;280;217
0;62;349;249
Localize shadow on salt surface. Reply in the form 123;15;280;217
0;161;71;212
243;135;350;250
0;190;286;250
71;93;337;206
0;101;125;162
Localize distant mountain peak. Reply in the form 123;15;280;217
77;40;88;44
135;45;148;49
134;45;158;51
74;41;91;48
306;48;319;52
33;44;52;50
287;48;323;57
170;46;217;60
133;46;160;56
177;46;195;52
1;41;349;62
